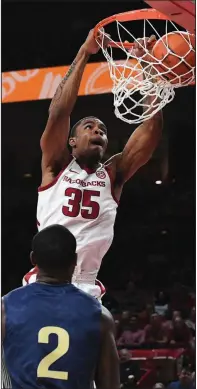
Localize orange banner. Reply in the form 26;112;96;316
2;62;114;103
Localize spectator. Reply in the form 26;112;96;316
153;384;165;389
170;282;190;312
119;349;141;388
167;368;195;389
169;317;193;347
185;307;195;336
145;313;169;346
119;348;131;362
173;311;182;321
164;310;182;331
121;310;131;324
114;319;121;339
123;281;145;312
155;291;169;316
119;310;131;334
118;316;145;347
138;303;154;328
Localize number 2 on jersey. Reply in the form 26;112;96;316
37;326;69;380
62;188;100;219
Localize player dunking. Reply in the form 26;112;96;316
23;30;162;299
2;225;120;389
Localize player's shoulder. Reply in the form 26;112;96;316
3;284;36;303
3;285;26;299
2;286;28;315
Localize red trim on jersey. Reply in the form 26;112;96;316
24;266;38;283
105;167;119;205
24;268;106;297
37;219;40;226
38;156;73;192
95;279;106;296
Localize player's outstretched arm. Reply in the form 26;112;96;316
95;306;120;389
40;30;109;176
115;107;163;183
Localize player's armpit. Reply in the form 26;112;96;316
115;111;163;183
1;298;5;341
95;306;120;389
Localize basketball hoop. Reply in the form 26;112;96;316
94;9;195;124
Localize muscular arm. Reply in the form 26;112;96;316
40;30;109;185
95;306;120;389
40;45;90;176
115;107;163;183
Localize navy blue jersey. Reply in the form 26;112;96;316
3;283;101;389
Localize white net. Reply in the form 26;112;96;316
96;17;195;124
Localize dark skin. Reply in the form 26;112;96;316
69;117;108;169
2;252;120;389
96;306;120;389
40;30;162;202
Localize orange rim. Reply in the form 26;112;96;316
94;8;173;48
94;8;196;86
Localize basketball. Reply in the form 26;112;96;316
152;31;195;84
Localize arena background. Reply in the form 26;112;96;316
2;0;195;297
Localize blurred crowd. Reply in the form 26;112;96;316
103;276;196;388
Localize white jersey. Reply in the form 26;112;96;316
37;157;118;296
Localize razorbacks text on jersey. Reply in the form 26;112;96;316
3;283;101;389
35;157;118;297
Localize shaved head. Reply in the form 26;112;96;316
70;117;107;138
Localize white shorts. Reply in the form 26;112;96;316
22;267;106;300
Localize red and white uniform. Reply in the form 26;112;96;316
23;157;118;298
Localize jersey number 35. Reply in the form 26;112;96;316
62;188;100;219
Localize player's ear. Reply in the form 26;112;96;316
69;137;76;148
30;251;36;266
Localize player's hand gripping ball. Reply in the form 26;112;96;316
129;35;156;63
